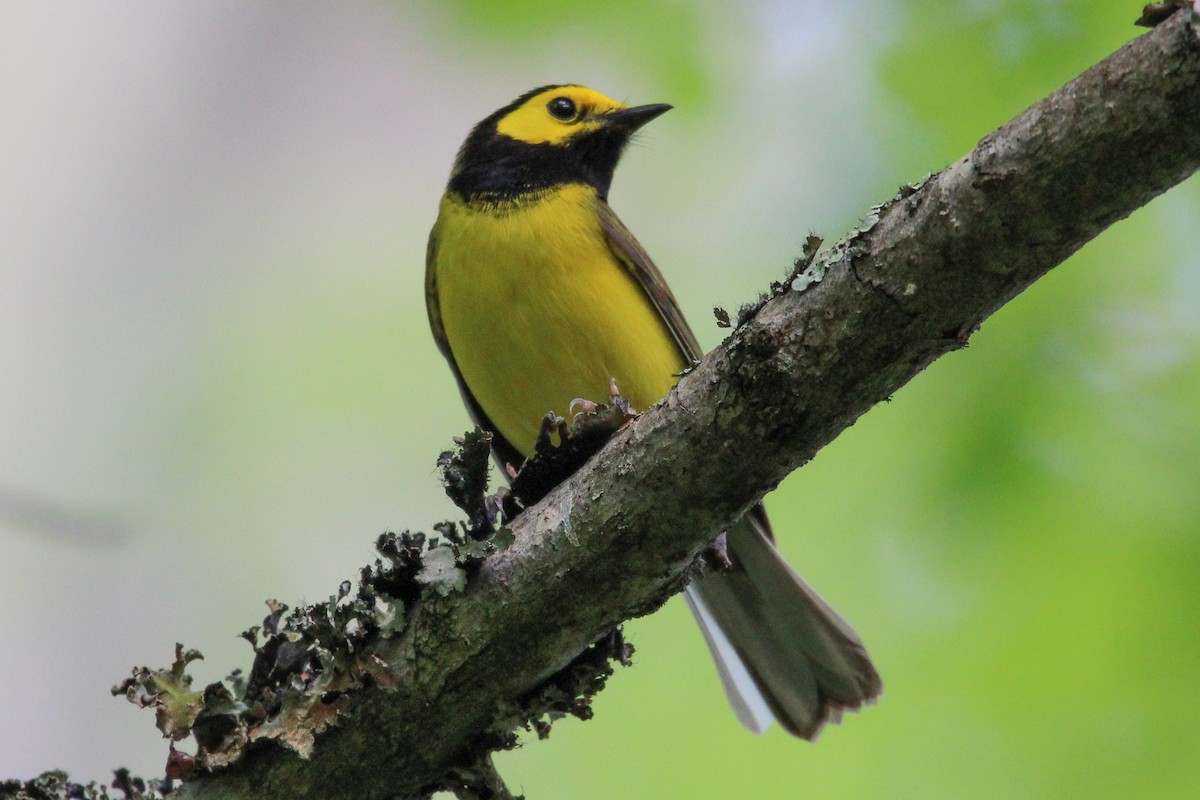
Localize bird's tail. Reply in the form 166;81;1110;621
683;510;881;739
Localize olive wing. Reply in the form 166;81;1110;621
595;199;703;365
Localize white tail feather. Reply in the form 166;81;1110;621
684;587;774;734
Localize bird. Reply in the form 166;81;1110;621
425;84;881;738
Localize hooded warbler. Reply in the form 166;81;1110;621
425;85;881;738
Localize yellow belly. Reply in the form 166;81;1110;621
434;185;685;458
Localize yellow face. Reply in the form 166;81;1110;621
495;85;628;145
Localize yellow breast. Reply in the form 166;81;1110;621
433;184;685;458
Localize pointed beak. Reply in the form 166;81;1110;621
602;103;673;132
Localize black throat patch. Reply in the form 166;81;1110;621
449;122;630;203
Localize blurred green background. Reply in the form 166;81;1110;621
2;1;1197;797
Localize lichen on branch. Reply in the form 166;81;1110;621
110;410;637;797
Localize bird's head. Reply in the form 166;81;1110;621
449;85;671;200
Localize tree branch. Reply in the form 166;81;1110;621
165;12;1200;800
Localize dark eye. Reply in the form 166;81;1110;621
547;97;578;121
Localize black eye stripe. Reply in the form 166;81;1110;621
547;97;577;121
